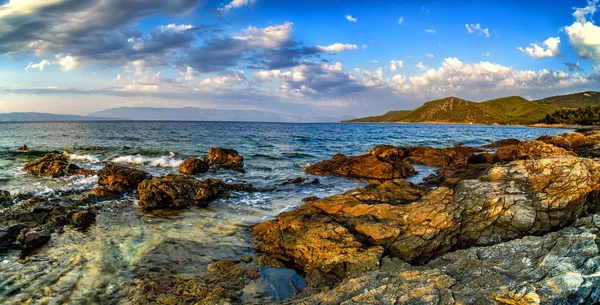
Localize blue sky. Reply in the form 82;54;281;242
0;0;599;117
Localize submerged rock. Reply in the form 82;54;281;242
203;147;245;172
23;153;95;178
179;157;209;175
95;163;152;193
17;227;51;252
18;144;28;151
0;224;24;251
137;175;256;211
253;155;600;287
0;190;10;208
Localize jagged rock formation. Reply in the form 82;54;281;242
203;148;245;172
179;157;210;174
23;153;95;177
137;175;256;211
87;163;152;200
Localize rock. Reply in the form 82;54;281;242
404;144;482;168
291;214;600;304
0;197;97;230
67;210;97;229
23;153;95;178
481;138;521;148
0;190;11;208
310;178;320;184
87;186;123;200
178;157;209;175
96;163;152;193
203;147;245;172
253;155;600;287
537;130;600;158
302;196;320;202
18;145;28;151
306;151;417;180
17;228;51;252
493;140;575;162
137;175;256;211
280;177;305;185
0;224;24;251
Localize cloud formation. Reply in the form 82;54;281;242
518;37;561;58
346;14;357;22
465;23;490;37
564;0;600;64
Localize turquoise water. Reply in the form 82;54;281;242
0;122;570;304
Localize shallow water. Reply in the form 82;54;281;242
0;122;571;304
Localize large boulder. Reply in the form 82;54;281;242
17;228;51;252
253;155;600;287
306;147;416;180
179;157;209;174
23;153;95;178
137;175;256;211
203;148;245;172
290;214;600;304
95;163;152;193
404;144;482;168
537;130;600;158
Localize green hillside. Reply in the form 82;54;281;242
346;91;598;125
535;91;600;108
343;110;411;122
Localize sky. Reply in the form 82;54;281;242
0;0;599;117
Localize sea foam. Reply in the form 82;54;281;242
63;152;100;163
110;155;183;168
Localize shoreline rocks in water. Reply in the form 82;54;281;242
23;153;95;178
202;147;245;172
179;157;210;174
252;130;600;299
138;174;256;211
87;163;152;200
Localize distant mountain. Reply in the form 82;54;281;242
0;112;118;122
88;107;345;122
346;91;600;125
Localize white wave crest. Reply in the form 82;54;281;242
110;155;183;168
63;152;100;163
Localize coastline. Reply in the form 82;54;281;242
342;120;585;129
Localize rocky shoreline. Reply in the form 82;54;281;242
2;130;600;304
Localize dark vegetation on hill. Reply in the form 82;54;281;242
346;91;600;125
541;105;600;125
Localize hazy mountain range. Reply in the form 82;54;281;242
0;107;353;123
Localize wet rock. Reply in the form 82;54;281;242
96;163;152;193
0;190;11;208
203;147;245;172
0;224;24;251
302;196;320;202
309;178;320;184
0;197;97;229
17;228;51;252
481;138;521;148
18;144;28;151
253;155;600;287
67;210;97;229
179;157;209;175
23;153;95;178
404;144;482;168
280;177;305;185
493;140;574;162
86;186;123;201
306;150;416;180
291;214;600;304
137;175;256;211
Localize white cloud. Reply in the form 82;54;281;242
425;28;436;34
181;66;196;81
125;59;148;76
362;44;368;50
346;14;357;23
518;37;561;58
252;70;282;83
564;0;600;63
483;52;491;57
426;54;435;58
219;0;257;13
416;62;429;71
200;71;247;89
355;67;384;87
398;17;404;25
234;22;293;49
371;60;380;64
389;60;404;71
316;43;358;53
465;23;490;37
25;59;52;71
158;24;194;32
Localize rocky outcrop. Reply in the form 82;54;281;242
179;157;209;174
93;163;152;195
203;148;245;172
481;138;521;148
306;147;417;180
23;153;95;178
290;214;600;304
137;175;256;211
253;155;600;287
0;190;10;208
0;197;97;253
404;144;482;168
537;130;600;158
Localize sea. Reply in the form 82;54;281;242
0;121;571;304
